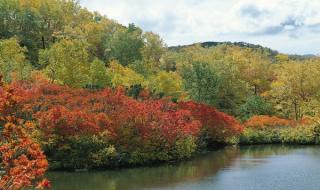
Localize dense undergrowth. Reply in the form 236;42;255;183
240;115;320;145
2;80;243;171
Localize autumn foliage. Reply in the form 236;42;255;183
0;80;243;168
0;76;49;190
244;115;294;128
17;83;201;138
241;115;320;145
179;101;244;143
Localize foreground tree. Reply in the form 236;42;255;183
0;76;49;190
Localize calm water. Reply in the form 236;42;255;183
48;145;320;190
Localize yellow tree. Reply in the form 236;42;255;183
222;46;273;95
106;60;145;88
0;38;32;83
148;71;183;99
88;59;110;89
39;39;90;87
268;59;320;119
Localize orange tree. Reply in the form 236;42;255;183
0;76;49;190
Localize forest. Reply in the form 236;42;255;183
1;0;320;189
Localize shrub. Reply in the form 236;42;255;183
173;136;197;159
241;115;320;145
0;76;49;190
179;101;244;144
240;127;283;144
280;125;318;144
244;115;294;128
7;81;244;169
47;134;116;170
13;83;204;168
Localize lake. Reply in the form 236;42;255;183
48;145;320;190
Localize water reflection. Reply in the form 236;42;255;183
48;145;318;190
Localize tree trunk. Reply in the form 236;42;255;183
294;101;298;120
41;36;45;49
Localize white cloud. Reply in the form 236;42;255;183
80;0;320;54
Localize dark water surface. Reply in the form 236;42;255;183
48;145;320;190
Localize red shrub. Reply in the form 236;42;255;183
37;106;110;138
179;101;244;143
12;83;202;149
108;99;201;148
8;81;243;161
0;76;49;190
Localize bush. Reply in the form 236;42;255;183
13;83;205;168
7;82;244;169
179;101;244;144
280;125;318;144
244;115;294;128
0;77;49;190
240;115;320;145
173;136;197;160
46;134;116;170
240;127;283;144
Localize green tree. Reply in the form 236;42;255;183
0;0;120;65
40;39;90;87
105;24;144;66
88;59;110;89
181;61;221;105
220;46;273;95
140;32;166;73
129;32;167;77
0;38;31;83
239;95;273;121
160;51;178;72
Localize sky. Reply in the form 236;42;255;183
80;0;320;55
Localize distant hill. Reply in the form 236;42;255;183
169;41;317;60
288;54;318;60
169;41;279;55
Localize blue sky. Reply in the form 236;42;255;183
80;0;320;55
